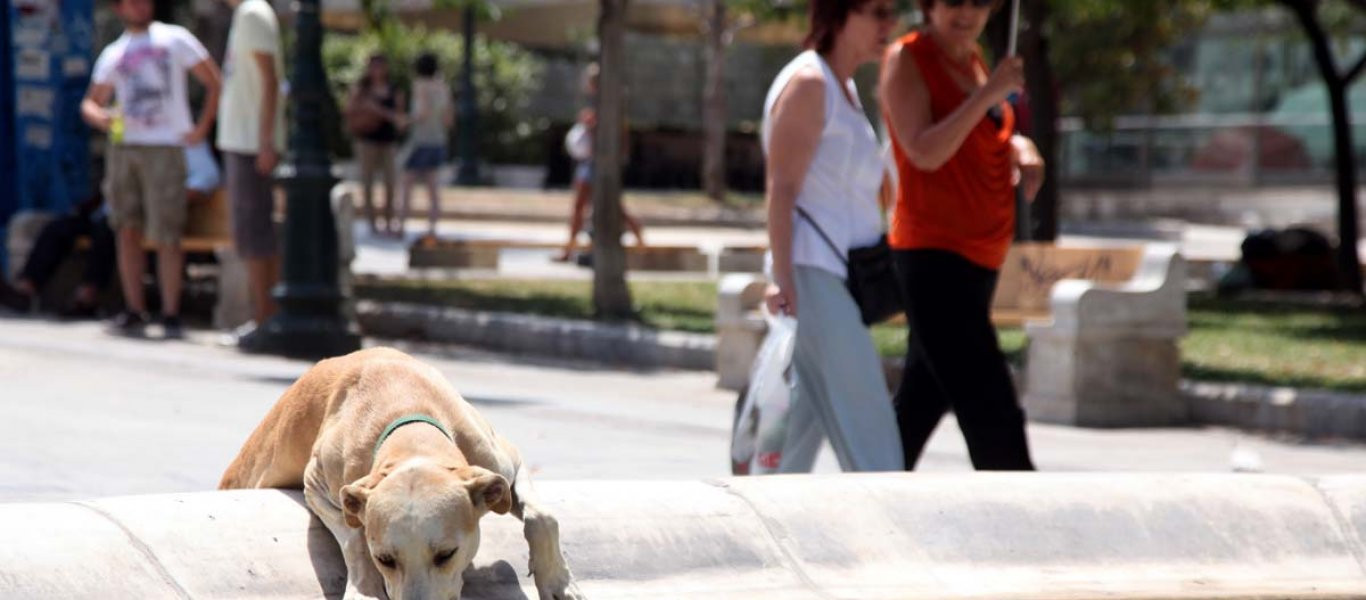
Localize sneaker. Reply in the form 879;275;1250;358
107;310;149;337
216;320;258;347
161;315;185;340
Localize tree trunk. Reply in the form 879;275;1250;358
1283;0;1364;294
701;0;727;203
592;0;635;318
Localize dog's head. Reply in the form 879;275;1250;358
340;460;512;599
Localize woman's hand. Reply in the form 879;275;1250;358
1011;134;1045;202
980;56;1025;107
764;283;798;317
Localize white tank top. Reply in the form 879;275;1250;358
761;50;885;280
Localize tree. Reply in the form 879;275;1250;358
592;0;635;318
984;0;1217;241
701;0;729;203
1273;0;1366;294
696;1;801;204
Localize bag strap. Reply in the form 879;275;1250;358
794;206;849;266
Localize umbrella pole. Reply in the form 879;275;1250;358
1007;0;1021;57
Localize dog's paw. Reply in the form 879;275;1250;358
342;582;387;600
535;568;585;600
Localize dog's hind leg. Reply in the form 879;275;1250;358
305;461;389;600
510;467;585;600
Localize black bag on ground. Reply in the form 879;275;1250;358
796;207;903;325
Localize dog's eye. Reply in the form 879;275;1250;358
434;548;458;567
375;554;397;569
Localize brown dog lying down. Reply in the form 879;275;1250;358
220;347;584;600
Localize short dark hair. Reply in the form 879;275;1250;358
804;0;875;55
415;53;439;77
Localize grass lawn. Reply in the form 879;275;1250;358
1182;293;1366;393
356;278;1366;393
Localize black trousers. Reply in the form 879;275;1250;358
892;249;1035;470
20;215;115;291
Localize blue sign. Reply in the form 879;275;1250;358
2;0;94;241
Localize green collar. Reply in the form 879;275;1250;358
374;414;454;459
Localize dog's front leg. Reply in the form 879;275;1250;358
306;466;388;600
511;468;584;600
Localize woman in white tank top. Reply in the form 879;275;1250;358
760;0;904;472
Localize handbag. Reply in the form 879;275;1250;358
795;206;903;325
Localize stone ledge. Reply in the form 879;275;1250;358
3;474;1365;599
1185;380;1366;440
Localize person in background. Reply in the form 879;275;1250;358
880;0;1044;470
347;54;405;237
81;0;221;339
397;52;455;240
554;63;645;262
760;0;904;472
218;0;285;339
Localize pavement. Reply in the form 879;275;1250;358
2;315;1365;505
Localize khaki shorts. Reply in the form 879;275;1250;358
106;144;188;245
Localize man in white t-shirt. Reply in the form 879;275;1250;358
218;0;286;337
81;0;221;339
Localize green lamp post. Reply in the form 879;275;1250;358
456;3;480;185
239;0;361;358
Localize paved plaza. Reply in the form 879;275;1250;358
2;316;1363;503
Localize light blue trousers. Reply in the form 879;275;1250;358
778;266;905;472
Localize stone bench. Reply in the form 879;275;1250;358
409;239;710;272
715;243;1189;429
5;190;239;319
1017;242;1188;427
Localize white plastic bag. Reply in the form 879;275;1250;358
730;307;797;475
564;122;592;161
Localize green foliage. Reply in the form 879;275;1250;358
1044;0;1218;127
321;25;545;163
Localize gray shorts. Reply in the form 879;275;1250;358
224;152;279;258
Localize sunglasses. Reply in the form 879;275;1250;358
941;0;997;7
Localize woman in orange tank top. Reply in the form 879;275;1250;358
878;0;1044;471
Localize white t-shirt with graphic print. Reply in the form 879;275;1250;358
92;22;210;147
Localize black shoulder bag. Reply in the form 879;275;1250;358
795;206;904;325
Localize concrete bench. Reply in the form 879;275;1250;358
1016;243;1188;427
409;239;710;272
408;238;563;269
3;473;1364;598
715;243;1189;429
4;191;238;318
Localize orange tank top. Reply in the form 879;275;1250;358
885;30;1016;270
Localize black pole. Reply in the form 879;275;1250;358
240;0;361;357
456;4;480;185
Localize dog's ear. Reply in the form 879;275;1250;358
340;473;381;528
460;467;512;515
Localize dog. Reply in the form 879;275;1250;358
220;347;583;600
